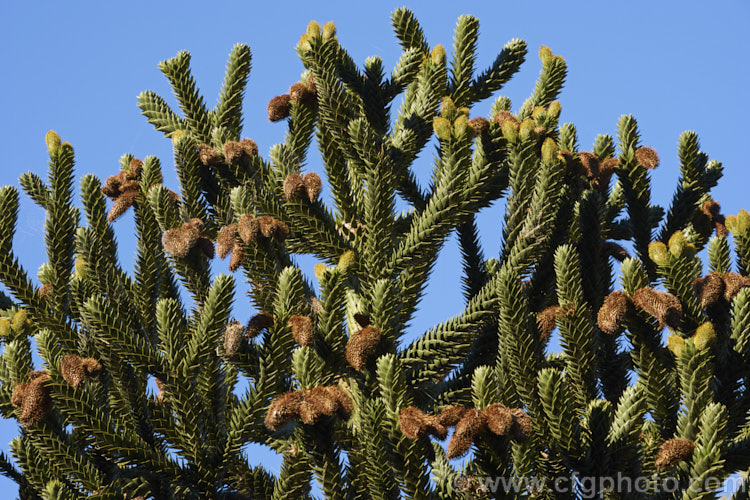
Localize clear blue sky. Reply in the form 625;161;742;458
1;0;749;495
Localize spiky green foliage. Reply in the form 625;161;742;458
1;9;747;499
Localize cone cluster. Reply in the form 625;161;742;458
102;159;143;222
197;138;258;167
346;325;381;370
597;287;682;333
283;172;322;202
268;76;317;122
264;385;353;430
398;404;532;459
216;214;290;271
693;272;750;308
60;354;102;388
561;150;619;191
11;371;52;427
654;438;695;469
162;218;214;259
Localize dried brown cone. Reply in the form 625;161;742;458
655;438;695;469
228;242;244;272
246;311;274;338
446;409;488;459
693;273;725;308
323;385;354;419
485;404;514;436
632;287;683;330
60;354;86;388
14;371;52;427
436;405;468;427
299;388;326;425
577;152;600;179
303;172;322;202
238;214;260;244
216;224;238;259
224;320;245;356
509;408;533;442
101;171;127;199
289;82;311;103
257;216;277;238
265;391;303;430
239;138;258;157
268;94;292;122
537;306;562;340
283;173;306;201
595;157;620;190
723;272;750;302
603;241;629;262
107;190;139;222
262;218;290;243
635;146;660;169
597;291;634;335
289;314;314;347
162;228;188;258
492;110;520;128
346;325;381;371
398;407;430;439
223;141;244;165
468;117;490;135
197;144;222;167
128;158;144;177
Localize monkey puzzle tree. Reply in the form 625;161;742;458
2;8;750;499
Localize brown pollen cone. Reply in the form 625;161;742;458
632;287;682;330
246;311;274;338
107;190;139;222
693;273;725;308
38;283;53;299
283;173;306;201
323;385;354;419
265;391;303;430
346;325;381;371
485;404;514;436
655;438;695;469
238;214;260;244
399;407;429;439
13;371;52;427
289;315;314;346
197;144;222;167
81;358;102;377
223;141;244;164
492;110;519;128
228;242;244;272
299;389;325;425
635;146;660;169
303;172;322;202
264;219;290;242
447;409;488;459
723;272;750;301
509;408;533;442
595;158;620;190
257;216;277;238
216;224;238;259
597;291;634;335
468;117;490;135
537;306;562;340
436;405;468;427
61;354;85;388
289;82;311;103
268;94;292;122
128;158;144;177
239;138;258;157
162;228;188;258
577;152;600;179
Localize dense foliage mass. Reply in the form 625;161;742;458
2;9;750;499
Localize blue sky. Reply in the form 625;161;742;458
1;0;749;495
